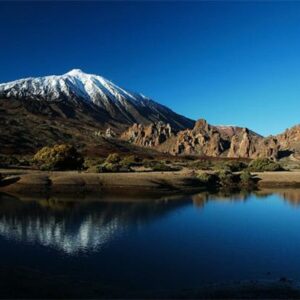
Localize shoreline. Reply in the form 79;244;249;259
1;169;300;196
0;169;203;196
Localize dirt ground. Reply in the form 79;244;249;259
1;168;300;196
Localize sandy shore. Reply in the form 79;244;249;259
254;171;300;187
1;169;300;196
0;169;202;195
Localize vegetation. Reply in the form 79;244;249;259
248;158;283;172
217;170;239;187
197;169;256;189
105;153;121;164
0;155;31;168
150;162;179;172
121;155;141;167
190;159;248;172
197;172;219;186
140;159;179;171
96;153;136;173
213;160;248;172
240;170;256;187
33;144;84;171
190;159;213;170
96;162;132;173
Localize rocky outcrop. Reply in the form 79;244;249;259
121;122;173;148
165;119;228;157
276;125;300;152
122;118;283;159
227;129;279;159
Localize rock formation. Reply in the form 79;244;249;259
121;122;173;148
165;119;228;157
122;118;283;159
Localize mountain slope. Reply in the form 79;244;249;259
0;69;194;131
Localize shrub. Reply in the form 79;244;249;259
217;170;237;187
105;153;121;164
96;162;132;173
240;170;255;186
213;160;248;172
190;160;212;170
121;155;140;167
151;162;178;172
0;155;19;167
33;144;84;171
141;159;153;168
248;158;283;172
197;172;218;186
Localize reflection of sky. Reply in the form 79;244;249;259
0;214;124;254
2;190;299;255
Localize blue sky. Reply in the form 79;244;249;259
1;1;300;136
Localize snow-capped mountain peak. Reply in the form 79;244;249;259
0;69;144;104
66;68;85;76
0;69;194;130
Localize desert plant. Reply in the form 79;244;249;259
151;162;179;172
105;153;121;164
33;144;84;171
121;155;140;167
213;160;248;172
217;170;241;187
240;170;256;186
248;158;283;172
0;155;20;167
96;162;132;173
197;172;219;186
190;159;213;170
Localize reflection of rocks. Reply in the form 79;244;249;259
0;194;187;254
256;188;300;206
192;191;250;207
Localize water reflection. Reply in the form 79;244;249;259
0;193;188;254
1;189;300;254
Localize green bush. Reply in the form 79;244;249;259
33;144;84;171
105;153;121;164
151;162;178;172
196;170;258;189
121;155;140;167
217;170;238;187
240;170;255;186
190;160;212;170
197;172;218;186
0;155;19;167
213;160;248;172
96;162;132;173
248;158;283;172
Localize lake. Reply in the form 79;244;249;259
1;189;300;298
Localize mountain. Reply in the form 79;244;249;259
0;69;194;131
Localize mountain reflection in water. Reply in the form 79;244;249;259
0;189;300;255
0;193;189;254
2;190;300;298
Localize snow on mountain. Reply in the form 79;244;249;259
0;69;195;130
0;69;149;104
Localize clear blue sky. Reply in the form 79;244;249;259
1;1;300;136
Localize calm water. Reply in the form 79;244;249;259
1;190;300;298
